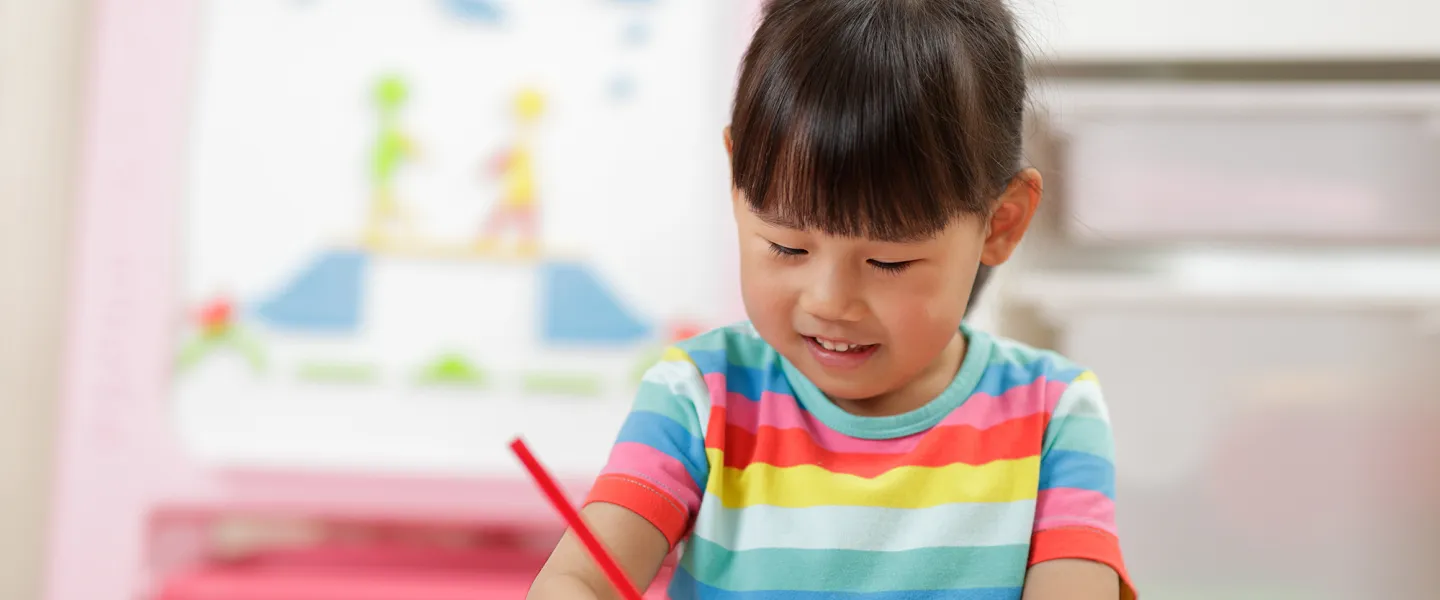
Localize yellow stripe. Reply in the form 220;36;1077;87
1074;369;1098;383
661;345;696;367
705;449;1039;509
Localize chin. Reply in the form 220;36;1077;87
804;365;893;402
814;382;882;402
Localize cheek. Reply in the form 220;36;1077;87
872;270;970;338
738;250;797;320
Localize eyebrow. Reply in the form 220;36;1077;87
750;208;941;244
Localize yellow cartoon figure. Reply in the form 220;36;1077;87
478;88;545;257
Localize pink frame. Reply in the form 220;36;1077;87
45;1;765;599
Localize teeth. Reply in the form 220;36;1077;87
816;338;863;352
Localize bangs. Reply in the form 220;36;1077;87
730;0;1026;242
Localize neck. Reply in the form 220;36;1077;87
832;331;966;418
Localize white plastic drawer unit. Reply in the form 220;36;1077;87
1043;83;1440;242
1031;301;1440;598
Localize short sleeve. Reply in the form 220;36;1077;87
583;346;713;548
1030;370;1138;599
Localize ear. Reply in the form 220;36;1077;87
725;125;742;206
980;168;1042;267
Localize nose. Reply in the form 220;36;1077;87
798;264;865;323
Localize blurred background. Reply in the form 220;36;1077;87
3;1;1439;599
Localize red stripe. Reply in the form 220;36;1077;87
584;474;691;549
716;410;1048;477
1029;527;1137;600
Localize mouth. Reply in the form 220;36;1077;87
806;336;876;353
803;335;880;370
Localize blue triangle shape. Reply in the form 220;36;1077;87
539;261;652;345
253;249;369;334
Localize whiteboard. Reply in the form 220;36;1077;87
172;0;744;479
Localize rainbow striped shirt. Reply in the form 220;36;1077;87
585;322;1135;599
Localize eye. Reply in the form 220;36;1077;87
768;242;807;258
868;259;913;274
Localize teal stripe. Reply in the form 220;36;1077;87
1045;417;1114;461
987;338;1080;373
693;495;1036;552
682;537;1029;592
669;566;1024;600
1043;380;1111;455
680;330;730;353
678;327;775;371
631;382;704;439
679;322;760;350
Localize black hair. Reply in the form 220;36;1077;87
730;0;1029;312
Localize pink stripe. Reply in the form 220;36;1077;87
709;376;1066;454
704;372;730;408
600;442;702;512
1033;488;1116;535
934;377;1071;430
733;391;919;453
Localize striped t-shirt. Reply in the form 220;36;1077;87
585;322;1136;599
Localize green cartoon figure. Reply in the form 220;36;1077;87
366;75;419;247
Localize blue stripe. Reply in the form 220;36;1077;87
972;358;1087;399
1037;449;1115;500
668;567;1022;600
686;349;799;405
685;348;731;374
614;410;708;489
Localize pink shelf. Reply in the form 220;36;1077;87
151;470;593;528
156;545;673;600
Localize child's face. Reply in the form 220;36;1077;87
727;132;1041;404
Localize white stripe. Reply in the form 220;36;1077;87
641;354;713;427
692;494;1036;552
1052;376;1109;424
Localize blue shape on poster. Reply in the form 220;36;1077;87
444;0;503;22
540;261;652;345
609;74;636;102
253;250;369;333
623;20;650;46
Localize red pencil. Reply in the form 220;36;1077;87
509;437;645;600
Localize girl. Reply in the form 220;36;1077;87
529;0;1135;598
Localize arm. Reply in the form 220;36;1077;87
1021;557;1121;600
1023;370;1137;600
527;503;670;599
528;347;713;599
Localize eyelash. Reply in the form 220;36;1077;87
868;259;912;274
767;242;807;258
767;243;913;274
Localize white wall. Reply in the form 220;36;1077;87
1021;0;1440;61
0;1;88;598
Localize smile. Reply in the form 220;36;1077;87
808;336;875;353
804;336;880;370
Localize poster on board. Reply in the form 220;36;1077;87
171;0;741;478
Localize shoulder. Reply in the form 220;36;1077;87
979;330;1102;409
978;332;1115;463
984;331;1094;388
669;321;777;375
972;330;1111;443
635;322;782;416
